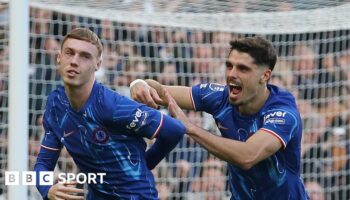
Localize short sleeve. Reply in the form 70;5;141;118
260;109;299;148
191;83;226;115
40;110;63;151
112;96;163;139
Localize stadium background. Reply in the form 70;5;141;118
0;0;349;199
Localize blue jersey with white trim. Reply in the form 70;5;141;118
37;82;165;200
191;83;309;200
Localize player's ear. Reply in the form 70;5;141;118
95;56;102;71
260;68;271;84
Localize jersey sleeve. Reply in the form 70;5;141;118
145;114;186;169
191;83;226;115
34;110;62;199
108;92;185;168
39;112;63;151
260;108;300;148
112;96;165;139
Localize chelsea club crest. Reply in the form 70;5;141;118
92;127;109;144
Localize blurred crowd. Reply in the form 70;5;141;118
0;3;349;200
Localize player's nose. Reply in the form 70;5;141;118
227;66;238;79
70;54;79;67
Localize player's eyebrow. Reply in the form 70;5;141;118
225;61;233;68
65;47;93;58
236;63;250;70
225;61;250;71
80;51;93;58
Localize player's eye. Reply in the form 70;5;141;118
225;61;233;69
81;53;91;59
84;55;91;59
237;65;250;72
64;50;74;56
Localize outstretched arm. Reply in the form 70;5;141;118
130;79;194;110
166;91;282;170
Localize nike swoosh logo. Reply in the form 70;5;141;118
63;131;74;137
217;123;228;130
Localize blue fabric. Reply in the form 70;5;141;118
191;83;310;200
34;82;185;200
145;114;185;169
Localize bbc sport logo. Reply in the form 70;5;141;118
5;171;106;185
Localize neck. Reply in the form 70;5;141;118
65;79;95;110
238;86;270;116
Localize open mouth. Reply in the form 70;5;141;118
229;83;242;95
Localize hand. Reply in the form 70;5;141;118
47;182;84;200
165;90;191;132
176;160;191;178
130;80;164;109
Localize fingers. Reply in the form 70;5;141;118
163;90;173;103
164;91;179;117
150;88;164;105
131;83;159;109
157;86;170;105
56;190;84;200
165;90;190;127
49;182;84;200
144;88;161;109
61;186;84;194
130;80;148;98
52;196;65;200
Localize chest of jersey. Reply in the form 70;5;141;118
214;108;262;142
54;108;145;163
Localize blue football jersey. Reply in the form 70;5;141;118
191;83;309;200
36;82;167;200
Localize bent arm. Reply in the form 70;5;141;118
112;95;186;169
145;79;194;110
130;79;194;110
166;91;282;170
186;126;282;170
145;114;186;169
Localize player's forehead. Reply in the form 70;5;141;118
228;49;257;67
62;38;99;57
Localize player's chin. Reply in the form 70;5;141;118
228;96;239;105
63;77;80;86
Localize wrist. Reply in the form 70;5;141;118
130;79;150;89
185;122;197;136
